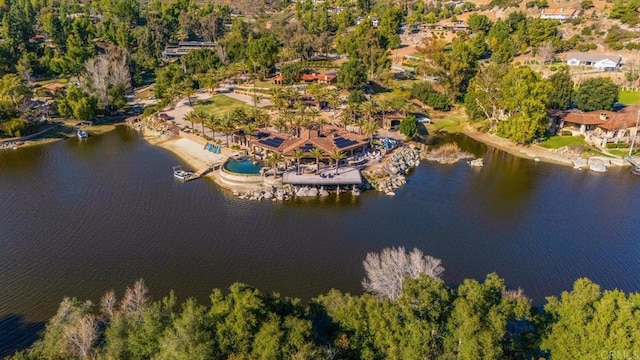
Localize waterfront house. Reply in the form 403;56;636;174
540;8;580;20
566;53;622;71
249;126;367;162
561;109;639;147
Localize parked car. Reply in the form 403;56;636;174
158;113;174;121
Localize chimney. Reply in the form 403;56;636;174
600;112;608;121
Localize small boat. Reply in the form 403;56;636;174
589;163;607;173
468;158;483;167
632;167;640;176
172;165;194;181
77;130;88;139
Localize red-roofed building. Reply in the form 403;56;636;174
561;110;639;147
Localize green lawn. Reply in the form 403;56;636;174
539;135;585;149
192;94;250;118
619;90;640;105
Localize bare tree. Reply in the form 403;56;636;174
63;314;97;359
85;55;110;105
537;42;556;66
121;278;148;321
100;289;117;321
362;247;444;301
84;48;132;111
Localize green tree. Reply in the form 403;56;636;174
337;59;367;90
329;149;346;175
399;115;418;139
58;86;98;121
308;147;324;172
574;77;619;111
158;298;215;359
468;13;493;34
444;273;529;359
548;68;573;110
246;35;280;79
497;66;551;144
292;148;305;175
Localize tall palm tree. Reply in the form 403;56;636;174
182;86;197;106
243;122;258;155
329;149;346;175
193;111;208;137
274;116;288;133
292;149;305;175
327;91;341;124
362;99;379;122
363;118;379;146
184;111;197;132
265;152;284;178
308;107;320;129
204;115;219;140
271;88;287;111
309;147;324;172
221;112;237;147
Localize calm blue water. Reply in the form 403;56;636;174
224;158;263;174
0;127;639;355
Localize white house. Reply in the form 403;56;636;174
540;8;580;20
566;53;622;71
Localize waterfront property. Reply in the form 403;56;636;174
560;108;639;147
250;126;368;163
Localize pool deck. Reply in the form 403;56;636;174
282;167;362;185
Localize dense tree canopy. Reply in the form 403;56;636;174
574;77;619;111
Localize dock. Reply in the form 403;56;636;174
185;161;225;181
282;167;362;186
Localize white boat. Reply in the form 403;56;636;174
469;158;483;167
77;130;88;139
172;166;194;181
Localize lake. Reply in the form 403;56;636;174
1;126;639;355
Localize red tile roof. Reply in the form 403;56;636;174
564;110;636;130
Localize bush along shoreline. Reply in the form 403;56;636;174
8;247;640;360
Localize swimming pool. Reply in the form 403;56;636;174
223;158;263;175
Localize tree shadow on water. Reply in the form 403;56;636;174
0;314;45;357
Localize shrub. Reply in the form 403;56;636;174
399;115;419;139
550;66;558;71
561;130;573;136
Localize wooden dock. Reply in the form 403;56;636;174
186;161;225;181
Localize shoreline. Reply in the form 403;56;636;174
461;127;576;168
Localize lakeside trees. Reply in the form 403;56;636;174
574;77;619;111
13;246;640;360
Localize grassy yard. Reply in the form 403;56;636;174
539;135;586;149
192;94;249;118
619;90;640;105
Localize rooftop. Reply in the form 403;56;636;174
564;110;637;130
566;53;621;63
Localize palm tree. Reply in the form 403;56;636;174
327;91;341;124
265;152;284;178
243;122;258;155
193;111;208;137
271;88;288;111
204;115;219;140
184;111;197;132
362;99;379;122
221;113;237;147
309;147;324;173
182;86;197;106
292;149;305;175
329;149;346;175
251;92;262;108
308;107;320;128
344;103;360;129
363;118;379;146
274;116;288;133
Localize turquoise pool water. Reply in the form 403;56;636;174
223;158;263;175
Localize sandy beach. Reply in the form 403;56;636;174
145;132;228;176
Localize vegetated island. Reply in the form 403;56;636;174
7;247;639;360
